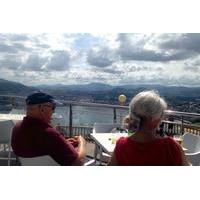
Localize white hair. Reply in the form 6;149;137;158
129;90;167;121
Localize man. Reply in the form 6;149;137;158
11;91;86;165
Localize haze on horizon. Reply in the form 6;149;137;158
0;33;200;87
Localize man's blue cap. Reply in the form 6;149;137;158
26;91;61;106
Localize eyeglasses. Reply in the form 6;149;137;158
41;104;56;112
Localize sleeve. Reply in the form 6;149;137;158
166;137;183;165
113;137;126;165
44;128;78;166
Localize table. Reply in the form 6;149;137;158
182;147;188;152
0;113;61;127
90;133;128;155
173;137;188;152
0;113;25;123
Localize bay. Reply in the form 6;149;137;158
53;106;128;127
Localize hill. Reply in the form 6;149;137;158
0;79;36;96
37;82;113;92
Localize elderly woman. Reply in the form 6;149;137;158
109;90;188;166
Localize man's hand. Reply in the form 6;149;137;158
70;135;86;165
66;135;86;148
67;136;79;147
76;135;86;147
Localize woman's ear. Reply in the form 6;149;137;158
149;117;161;129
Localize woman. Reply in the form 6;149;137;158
109;90;188;166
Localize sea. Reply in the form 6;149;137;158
54;106;128;126
8;105;129;127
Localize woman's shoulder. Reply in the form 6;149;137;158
158;136;181;151
116;136;129;146
116;135;178;147
160;136;177;144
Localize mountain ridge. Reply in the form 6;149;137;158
0;78;200;96
0;79;36;96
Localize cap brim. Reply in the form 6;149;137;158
52;99;63;106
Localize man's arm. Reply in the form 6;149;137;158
46;128;86;166
71;136;86;165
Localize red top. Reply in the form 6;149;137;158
114;136;183;166
11;116;78;165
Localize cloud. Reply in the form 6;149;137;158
21;54;47;71
184;58;200;72
119;48;173;62
0;42;35;54
0;55;22;69
116;33;200;63
11;70;55;85
0;33;200;86
160;33;200;52
45;50;71;71
0;34;33;53
117;33;196;62
87;46;116;67
0;44;18;53
127;65;151;72
7;34;30;41
0;33;29;42
91;66;122;75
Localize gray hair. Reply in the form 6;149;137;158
129;90;167;122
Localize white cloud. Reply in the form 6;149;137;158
45;50;71;71
21;54;47;71
87;46;117;67
0;33;200;86
0;55;22;69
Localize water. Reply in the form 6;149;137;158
5;105;128;127
54;106;128;126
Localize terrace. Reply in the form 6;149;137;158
0;95;200;166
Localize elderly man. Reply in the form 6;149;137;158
11;91;86;166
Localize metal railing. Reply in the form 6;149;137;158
55;121;200;140
0;95;128;137
1;95;200;138
56;125;93;141
161;121;200;136
163;110;200;135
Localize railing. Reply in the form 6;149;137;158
62;101;128;137
163;110;200;135
162;121;200;136
56;125;93;141
0;95;128;137
1;95;200;138
55;121;200;140
54;110;200;139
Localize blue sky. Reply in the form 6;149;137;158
0;33;200;86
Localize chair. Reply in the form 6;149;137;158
186;152;200;166
0;120;15;166
92;123;121;165
19;155;95;166
182;133;200;153
18;155;60;166
83;156;97;166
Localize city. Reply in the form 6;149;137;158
1;78;200;116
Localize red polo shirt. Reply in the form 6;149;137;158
114;136;183;166
11;116;78;166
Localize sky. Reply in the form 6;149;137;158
1;1;200;199
0;33;200;86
